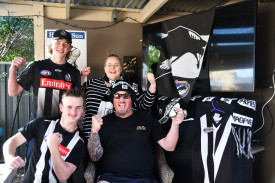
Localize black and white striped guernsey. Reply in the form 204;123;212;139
19;117;85;183
81;78;156;139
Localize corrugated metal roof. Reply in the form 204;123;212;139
27;0;242;13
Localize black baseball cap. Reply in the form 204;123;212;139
110;81;136;102
52;29;72;44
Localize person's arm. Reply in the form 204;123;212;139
87;115;103;161
47;133;77;181
80;67;91;86
3;132;27;169
132;73;156;111
8;57;26;96
145;73;156;94
157;108;184;151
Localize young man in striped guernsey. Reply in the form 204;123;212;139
3;88;85;183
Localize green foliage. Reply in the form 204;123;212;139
0;17;34;62
0;72;7;85
148;45;160;73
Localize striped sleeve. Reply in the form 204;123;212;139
133;84;156;111
82;78;108;139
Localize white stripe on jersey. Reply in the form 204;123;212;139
34;119;58;182
213;116;232;180
37;88;46;117
200;116;209;183
51;89;60;117
62;131;82;160
200;114;233;183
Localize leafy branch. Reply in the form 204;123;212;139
0;72;7;85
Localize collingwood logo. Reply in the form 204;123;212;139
65;73;72;82
232;113;253;127
136;126;146;131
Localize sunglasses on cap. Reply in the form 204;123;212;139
113;93;131;99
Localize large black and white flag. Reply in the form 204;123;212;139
155;8;216;102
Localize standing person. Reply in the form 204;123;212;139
8;29;81;119
80;54;156;139
3;88;86;183
8;29;81;170
88;81;184;182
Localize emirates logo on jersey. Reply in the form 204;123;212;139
40;70;52;76
58;144;70;157
41;78;72;90
44;135;70;157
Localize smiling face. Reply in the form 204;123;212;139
113;91;133;118
51;39;72;60
104;56;123;80
59;96;84;124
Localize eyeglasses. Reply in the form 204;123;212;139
113;93;131;99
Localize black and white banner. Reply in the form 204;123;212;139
155;8;216;102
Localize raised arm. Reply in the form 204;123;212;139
8;57;25;96
80;67;91;86
47;132;77;181
157;108;184;151
3;132;27;169
87;115;103;161
145;73;156;94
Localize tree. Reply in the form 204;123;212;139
0;17;34;62
148;45;160;73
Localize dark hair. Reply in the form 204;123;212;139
61;87;85;104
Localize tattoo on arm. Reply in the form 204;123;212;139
87;132;103;161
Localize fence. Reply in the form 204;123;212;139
0;62;32;158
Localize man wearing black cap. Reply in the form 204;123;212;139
8;29;81;171
88;81;185;183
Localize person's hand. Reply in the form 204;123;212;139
47;133;63;149
145;73;156;85
81;67;91;76
171;108;184;125
146;73;156;93
6;156;25;170
10;57;26;71
91;115;103;133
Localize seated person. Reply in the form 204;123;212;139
3;88;86;183
80;53;156;140
87;81;184;182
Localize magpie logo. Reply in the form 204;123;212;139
232;113;253;127
136;126;146;131
65;73;72;82
237;99;256;111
